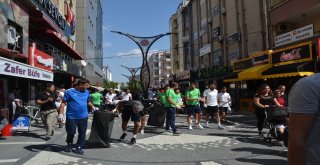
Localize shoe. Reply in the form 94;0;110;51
218;125;225;130
120;133;127;140
205;122;209;128
162;130;172;135
45;136;51;141
173;131;181;136
65;143;72;152
129;138;136;145
51;130;54;136
198;124;204;129
75;147;85;155
140;129;144;135
188;125;193;130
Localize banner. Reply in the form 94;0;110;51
0;57;53;81
272;42;312;64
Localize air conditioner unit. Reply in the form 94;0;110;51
207;17;212;23
218;36;224;42
7;26;17;45
221;8;226;15
277;23;293;33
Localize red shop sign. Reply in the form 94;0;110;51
29;43;53;71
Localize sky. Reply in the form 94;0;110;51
102;0;182;83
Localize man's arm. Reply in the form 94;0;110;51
288;113;314;165
59;101;66;115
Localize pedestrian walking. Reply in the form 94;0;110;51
90;88;103;111
253;84;282;136
163;82;181;135
203;82;224;130
185;81;203;130
36;83;58;141
288;74;320;165
58;78;95;155
218;87;232;123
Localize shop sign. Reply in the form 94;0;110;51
275;24;314;47
213;49;222;66
226;32;241;45
176;70;190;80
29;45;53;71
0;57;53;81
272;42;312;64
253;53;269;66
228;49;239;66
212;27;220;41
199;44;211;56
233;58;253;72
31;0;71;38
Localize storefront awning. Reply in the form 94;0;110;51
223;72;241;82
238;64;272;80
262;61;315;79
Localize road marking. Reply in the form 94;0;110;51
201;161;222;165
0;142;46;145
23;151;81;165
0;159;19;163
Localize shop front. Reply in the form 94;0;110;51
175;70;191;93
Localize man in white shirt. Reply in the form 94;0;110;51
203;82;224;130
105;89;116;110
218;87;231;122
122;89;132;101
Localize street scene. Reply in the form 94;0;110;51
1;0;320;165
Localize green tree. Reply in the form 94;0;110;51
103;80;119;90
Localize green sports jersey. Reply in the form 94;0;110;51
158;92;166;104
164;88;178;107
90;92;102;105
186;88;200;105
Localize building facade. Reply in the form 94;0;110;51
148;51;172;88
103;65;112;81
76;0;103;86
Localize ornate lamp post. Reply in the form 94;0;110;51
120;65;141;91
111;31;172;99
121;74;133;89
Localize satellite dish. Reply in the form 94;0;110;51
80;60;87;67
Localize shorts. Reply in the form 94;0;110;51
206;106;219;117
186;104;202;116
219;107;228;113
121;104;141;123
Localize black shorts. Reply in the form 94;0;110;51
121;104;141;123
206;106;219;117
186;104;202;116
219;107;228;113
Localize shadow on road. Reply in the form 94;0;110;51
207;133;253;138
236;157;287;165
24;144;66;153
232;147;287;158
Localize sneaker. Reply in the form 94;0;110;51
120;133;127;140
45;136;51;141
197;124;204;129
75;147;84;155
129;138;136;145
140;129;144;135
65;143;72;152
188;125;193;130
205;122;209;128
218;125;225;130
51;130;55;136
173;131;181;136
162;130;173;135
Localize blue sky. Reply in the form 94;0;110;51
102;0;182;83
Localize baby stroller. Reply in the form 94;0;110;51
263;106;289;146
12;101;31;132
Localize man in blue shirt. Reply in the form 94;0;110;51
58;78;95;155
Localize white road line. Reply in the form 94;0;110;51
201;161;222;165
0;159;19;163
0;142;46;145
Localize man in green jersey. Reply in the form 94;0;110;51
185;81;203;130
90;89;103;111
163;82;181;135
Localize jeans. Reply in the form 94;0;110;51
65;118;88;148
255;109;266;131
165;107;177;132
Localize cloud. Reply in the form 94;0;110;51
103;42;113;48
116;49;160;58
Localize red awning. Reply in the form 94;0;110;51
0;48;27;59
45;29;83;60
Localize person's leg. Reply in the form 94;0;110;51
215;106;224;129
255;109;266;134
139;114;146;134
205;106;213;127
75;118;88;155
165;108;171;131
46;111;58;137
40;112;49;137
186;105;193;129
65;118;76;152
120;105;130;140
220;107;226;122
168;107;178;134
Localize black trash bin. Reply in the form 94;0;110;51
86;111;116;148
147;100;167;127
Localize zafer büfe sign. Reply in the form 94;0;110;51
0;57;53;81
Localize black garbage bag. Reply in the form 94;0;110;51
147;100;167;127
86;111;116;148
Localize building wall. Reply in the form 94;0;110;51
149;52;172;88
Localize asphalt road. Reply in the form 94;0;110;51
0;113;287;165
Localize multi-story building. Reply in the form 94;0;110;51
76;0;103;86
0;0;83;119
148;51;172;88
103;65;112;81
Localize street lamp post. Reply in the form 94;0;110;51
121;74;133;89
120;65;141;90
111;31;172;99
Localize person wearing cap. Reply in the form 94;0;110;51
58;78;95;155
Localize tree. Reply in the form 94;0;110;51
103;80;119;90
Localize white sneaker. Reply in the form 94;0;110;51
198;124;204;129
188;125;193;130
140;129;144;135
218;125;225;130
205;122;209;128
